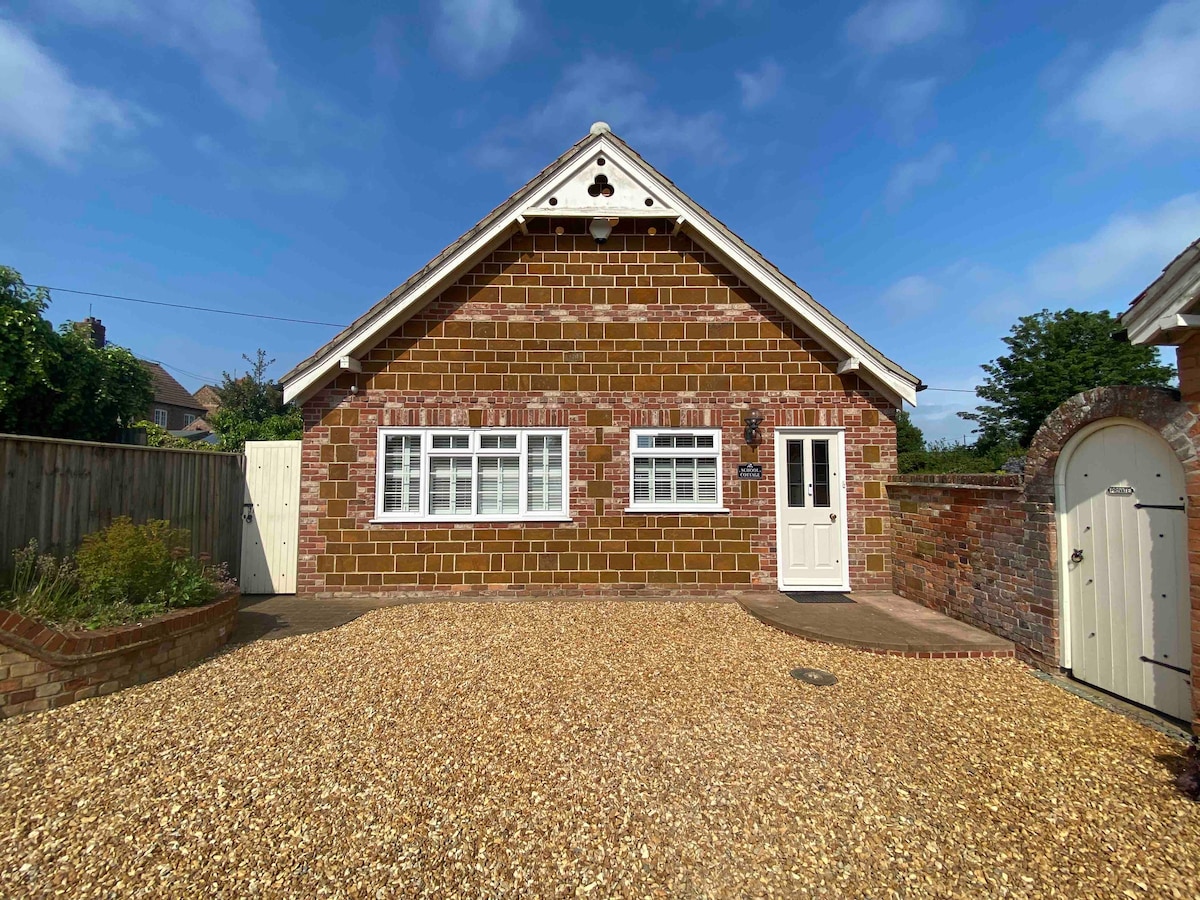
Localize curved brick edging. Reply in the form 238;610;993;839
0;591;239;718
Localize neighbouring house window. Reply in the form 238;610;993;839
628;428;726;513
153;408;168;427
374;429;569;522
184;414;196;425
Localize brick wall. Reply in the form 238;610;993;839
0;592;238;718
1175;335;1200;724
888;474;1057;669
298;219;898;596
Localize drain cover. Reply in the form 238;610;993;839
790;667;838;686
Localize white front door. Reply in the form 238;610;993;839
1061;419;1192;720
776;429;848;590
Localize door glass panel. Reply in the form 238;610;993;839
812;439;830;508
787;441;805;508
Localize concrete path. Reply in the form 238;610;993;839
737;591;1015;657
231;595;400;644
233;591;1014;659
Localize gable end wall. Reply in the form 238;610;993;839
299;222;897;596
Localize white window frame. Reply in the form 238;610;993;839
626;427;728;514
153;408;168;427
372;427;571;523
183;414;196;425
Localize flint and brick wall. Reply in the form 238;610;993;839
299;219;898;596
0;592;238;718
888;474;1057;669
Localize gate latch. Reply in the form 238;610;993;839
242;502;255;524
1070;548;1085;563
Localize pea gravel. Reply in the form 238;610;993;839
2;601;1198;899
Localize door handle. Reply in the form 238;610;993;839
1070;548;1084;563
829;513;837;522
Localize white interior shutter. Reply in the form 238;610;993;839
478;456;519;515
429;456;471;515
526;435;563;513
383;434;421;513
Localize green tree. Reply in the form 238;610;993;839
0;266;152;441
894;409;924;454
961;308;1175;448
0;267;57;429
212;349;303;451
133;419;216;450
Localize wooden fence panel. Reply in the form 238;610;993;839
0;434;245;579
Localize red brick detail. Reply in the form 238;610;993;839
892;385;1200;726
298;223;898;597
0;592;239;718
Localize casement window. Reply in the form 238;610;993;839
184;414;196;426
153;408;168;427
628;428;727;513
373;428;569;522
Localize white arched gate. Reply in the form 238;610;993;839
1058;418;1192;720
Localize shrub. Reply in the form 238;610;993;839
3;540;79;623
1;519;237;629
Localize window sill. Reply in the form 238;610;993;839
624;506;731;515
369;515;573;525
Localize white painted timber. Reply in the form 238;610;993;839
339;356;362;373
774;428;849;590
1060;419;1192;720
240;440;302;594
836;357;861;374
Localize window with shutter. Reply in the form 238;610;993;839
628;429;725;513
373;428;569;522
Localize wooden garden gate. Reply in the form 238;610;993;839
239;441;302;594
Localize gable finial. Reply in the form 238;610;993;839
589;121;611;135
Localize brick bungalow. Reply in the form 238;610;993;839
281;125;921;597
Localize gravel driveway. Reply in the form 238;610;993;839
2;602;1197;898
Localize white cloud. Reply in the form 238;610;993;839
884;142;954;208
50;0;278;119
0;18;138;166
476;56;730;172
845;0;963;55
1028;193;1200;297
736;59;783;110
882;77;938;140
1067;1;1200;145
879;275;944;319
435;0;524;75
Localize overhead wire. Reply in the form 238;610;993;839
31;281;981;395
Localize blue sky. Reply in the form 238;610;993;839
2;0;1198;442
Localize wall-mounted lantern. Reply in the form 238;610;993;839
743;407;764;445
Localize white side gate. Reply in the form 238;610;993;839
1059;419;1192;720
240;440;302;595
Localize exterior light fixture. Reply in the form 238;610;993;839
743;408;764;445
589;217;614;244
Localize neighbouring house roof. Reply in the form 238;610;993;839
142;362;207;413
281;124;923;407
1120;237;1200;346
193;385;222;415
183;416;212;432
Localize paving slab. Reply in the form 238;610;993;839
737;591;1015;656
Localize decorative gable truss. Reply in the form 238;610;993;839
282;124;922;407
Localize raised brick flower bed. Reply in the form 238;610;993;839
0;591;239;717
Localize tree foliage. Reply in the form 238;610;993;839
0;266;152;441
960;308;1175;448
212;349;302;450
894;409;924;455
134;420;216;451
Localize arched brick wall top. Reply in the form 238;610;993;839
1024;386;1197;503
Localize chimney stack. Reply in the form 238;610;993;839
81;317;106;349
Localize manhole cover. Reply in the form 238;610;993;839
790;667;838;686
